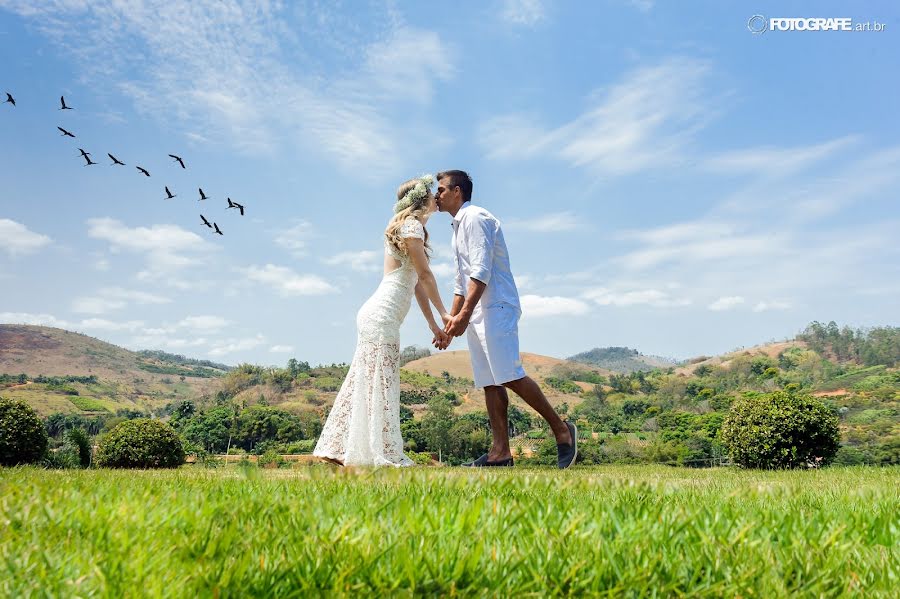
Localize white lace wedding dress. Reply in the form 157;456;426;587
313;218;425;466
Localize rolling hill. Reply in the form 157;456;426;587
0;325;226;417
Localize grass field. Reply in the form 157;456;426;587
1;465;897;597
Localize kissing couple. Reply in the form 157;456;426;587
313;170;576;468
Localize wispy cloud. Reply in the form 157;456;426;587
270;344;294;353
505;212;583;233
241;264;337;296
323;250;381;273
705;136;858;176
501;0;546;27
708;296;745;311
0;219;51;256
582;287;692;308
209;334;266;357
1;1;455;174
520;294;590;318
478;57;717;175
72;287;171;315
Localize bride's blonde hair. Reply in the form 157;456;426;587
385;178;432;257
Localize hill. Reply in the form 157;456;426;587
0;325;226;417
403;350;612;413
568;346;679;373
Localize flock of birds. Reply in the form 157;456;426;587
3;91;246;236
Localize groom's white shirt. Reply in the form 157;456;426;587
451;202;520;322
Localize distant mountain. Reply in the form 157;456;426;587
567;346;680;373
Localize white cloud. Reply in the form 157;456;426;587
79;318;146;332
583;287;691;308
501;0;546;27
270;345;295;353
209;334;266;357
479;57;716;175
178;315;231;332
242;264;337;296
708;296;745;311
705;136;858;176
521;294;590;318
0;219;51;256
0;312;70;328
364;27;456;104
72;287;171;314
505;212;583;233
274;221;315;257
86;217;214;281
323;250;381;273
753;300;791;312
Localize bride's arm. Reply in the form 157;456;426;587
413;281;443;338
406;238;450;323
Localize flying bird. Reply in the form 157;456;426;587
59;96;72;110
165;186;176;199
200;214;212;228
136;166;150;177
213;223;223;236
3;93;14;106
82;154;97;166
108;153;125;166
233;201;245;216
57;126;75;138
168;154;185;169
78;148;91;158
198;188;209;201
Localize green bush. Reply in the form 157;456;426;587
407;451;432;465
257;449;286;468
95;419;185;469
0;397;49;466
720;391;840;469
42;446;80;469
65;428;92;467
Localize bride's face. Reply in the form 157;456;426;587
424;192;436;214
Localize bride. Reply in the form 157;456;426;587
313;174;450;466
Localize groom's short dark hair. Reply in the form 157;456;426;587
437;170;473;203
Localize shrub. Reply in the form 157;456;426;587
42;446;80;469
65;428;92;467
408;451;433;465
0;397;49;466
720;391;840;469
257;449;286;468
95;419;185;468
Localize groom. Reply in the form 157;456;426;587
433;170;577;468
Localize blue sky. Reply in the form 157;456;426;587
1;0;898;366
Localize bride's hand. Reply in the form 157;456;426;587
440;312;452;326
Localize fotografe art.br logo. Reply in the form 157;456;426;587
748;16;886;34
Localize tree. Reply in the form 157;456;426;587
0;397;48;466
419;397;455;458
720;390;840;469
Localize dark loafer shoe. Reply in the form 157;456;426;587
462;453;515;467
557;421;578;469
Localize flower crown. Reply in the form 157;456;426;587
393;174;435;214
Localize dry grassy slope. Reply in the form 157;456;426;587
0;325;222;416
403;350;613;413
675;341;806;376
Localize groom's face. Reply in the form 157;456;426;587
435;177;460;213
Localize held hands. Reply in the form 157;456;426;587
431;322;452;351
443;312;470;338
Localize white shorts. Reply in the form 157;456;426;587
466;304;527;388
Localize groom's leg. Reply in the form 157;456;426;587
484;385;512;461
503;376;571;446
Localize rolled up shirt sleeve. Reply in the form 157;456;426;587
467;215;495;285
